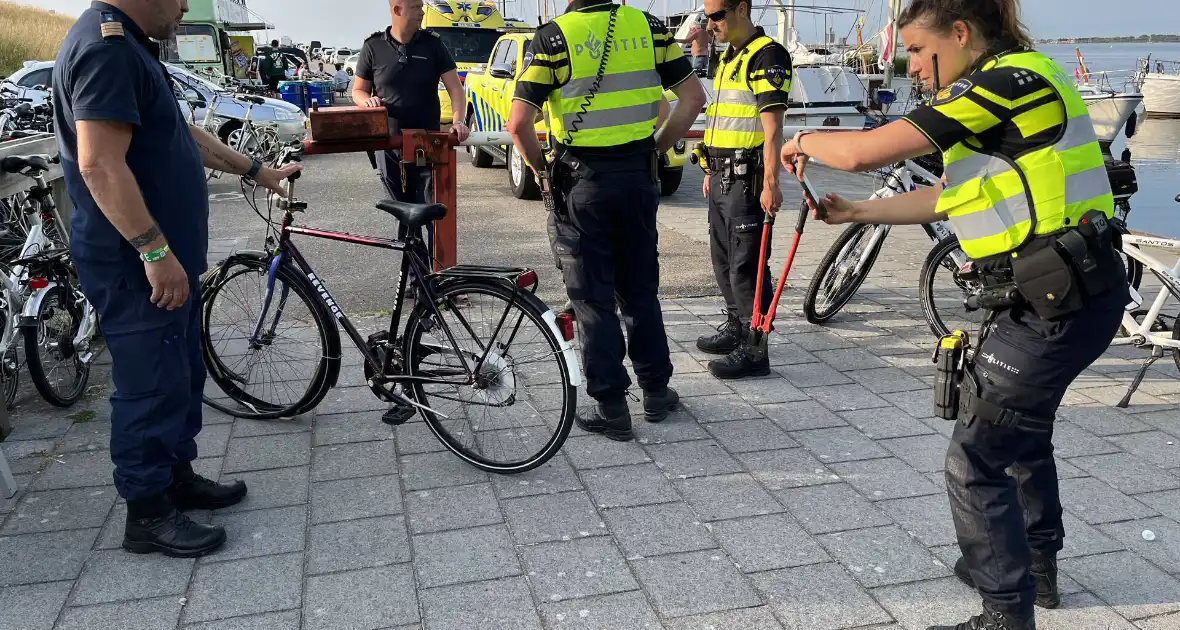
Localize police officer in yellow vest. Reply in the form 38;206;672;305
508;0;706;441
780;1;1127;629
694;0;792;379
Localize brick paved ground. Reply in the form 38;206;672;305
2;161;1179;629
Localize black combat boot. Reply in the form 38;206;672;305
927;604;1035;630
696;311;743;355
575;399;633;441
642;386;680;423
954;553;1060;609
169;462;248;511
708;341;771;379
124;493;227;558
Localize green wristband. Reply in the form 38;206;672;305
140;244;170;263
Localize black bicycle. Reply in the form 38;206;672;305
199;147;580;473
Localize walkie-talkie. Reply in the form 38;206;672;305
931;53;942;95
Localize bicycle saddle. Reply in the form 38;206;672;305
1;154;51;174
376;200;447;229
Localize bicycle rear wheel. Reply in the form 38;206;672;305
920;236;985;338
201;255;340;419
23;284;89;407
404;279;575;474
803;223;887;323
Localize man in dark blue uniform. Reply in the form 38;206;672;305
53;0;299;558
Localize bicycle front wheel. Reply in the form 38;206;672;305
404;279;576;474
804;223;887;323
24;284;90;407
920;236;985;338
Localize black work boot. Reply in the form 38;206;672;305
642;386;680;423
124;493;227;558
696;311;743;355
708;341;771;379
575;399;633;441
927;604;1035;630
954;554;1060;609
169;462;248;511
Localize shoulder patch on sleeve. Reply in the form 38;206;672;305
427;29;441;38
521;51;534;72
645;12;665;30
933;78;973;105
99;12;124;39
765;65;787;88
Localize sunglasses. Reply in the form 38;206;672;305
704;6;733;22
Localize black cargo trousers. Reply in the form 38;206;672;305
547;156;674;403
707;168;774;324
946;256;1127;617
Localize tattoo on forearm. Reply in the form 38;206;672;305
129;223;162;248
197;141;239;173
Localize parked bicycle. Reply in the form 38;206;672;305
199;147;581;473
187;92;281;178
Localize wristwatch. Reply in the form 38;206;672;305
245;158;263;180
793;129;815;156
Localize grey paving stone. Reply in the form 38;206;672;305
491;457;585;499
314;386;393;416
1059;477;1159;525
774;362;853;388
405;482;501;534
312;412;395;446
712;513;830;572
5;413;71;441
1138;489;1180;522
751;563;892;630
414;524;521;587
1037;592;1140;630
59;418;112;453
633;414;711;447
1057;405;1154;437
1071;452;1180;495
1099;517;1180;577
723;377;810;405
738;448;837;490
703;419;798;454
399;450;488;490
841;408;935;440
805;384;892;413
813;347;891;371
0;439;55;475
219;466;309;514
393;421;447;455
1137;612;1180;630
791;427;890;463
818;525;950;587
1052;456;1089;480
310;440;397;482
222;433;311;473
1061;551;1180;619
663;607;784;630
209;505;306;562
767;343;822;367
831;457;941;501
880;494;958;547
680;395;765;423
776;482;893;535
1053;423;1122;459
303;564;419;629
195;423;232;458
0;486;114;534
872;576;987;630
0;581;70;630
881;390;938;420
183;554;303;623
603;502;715;558
1109;431;1180;470
846;367;930;395
677;473;784;521
57;597;183;630
310;474;402;525
1059;512;1127;559
231;414;315;438
540;591;662;630
71;549;193;606
647;440;743;479
420;577;542;630
582;467;680;514
672;372;738;398
1083;385;1176;411
30;450;113;490
760;400;848;432
792;331;860;352
182;610;301;630
852;333;928;357
1138;409;1180;438
883;352;938;379
521;537;637;603
504;490;605;544
878;434;951;473
563;435;651;470
631;550;760;617
307;515;410;575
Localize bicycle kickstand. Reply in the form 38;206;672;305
747;196;812;359
1116;346;1163;408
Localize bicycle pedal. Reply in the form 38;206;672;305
381;404;416;426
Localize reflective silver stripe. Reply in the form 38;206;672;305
1057;113;1099;151
715;89;757;106
560;69;661;99
560;101;659;131
1065;164;1112;203
945;153;1014;187
950;193;1032;241
705;115;761;133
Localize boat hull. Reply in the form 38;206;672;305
1083;92;1144;144
1142;73;1180;116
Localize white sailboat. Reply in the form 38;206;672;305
1136;57;1180;117
1073;49;1145;148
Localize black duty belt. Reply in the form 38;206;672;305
959;377;1055;432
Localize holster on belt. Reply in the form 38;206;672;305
707;148;764;197
957;372;1055;432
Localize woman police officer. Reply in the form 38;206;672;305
780;1;1127;629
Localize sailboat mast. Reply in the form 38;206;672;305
882;0;902;86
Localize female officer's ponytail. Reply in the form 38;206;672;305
898;0;1033;52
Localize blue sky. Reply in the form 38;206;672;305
16;0;1180;49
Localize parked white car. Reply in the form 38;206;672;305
1;60;54;106
320;47;336;62
331;48;354;65
344;53;360;76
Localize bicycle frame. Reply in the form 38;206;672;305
1113;235;1180;350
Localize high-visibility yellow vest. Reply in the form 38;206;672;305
546;5;663;148
936;51;1113;260
704;34;780;150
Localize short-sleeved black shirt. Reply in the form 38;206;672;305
356;28;457;134
52;2;208;305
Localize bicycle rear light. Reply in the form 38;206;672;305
516;270;537;289
28;277;48;290
555;312;575;341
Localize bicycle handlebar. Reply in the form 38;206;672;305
234;93;267;105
